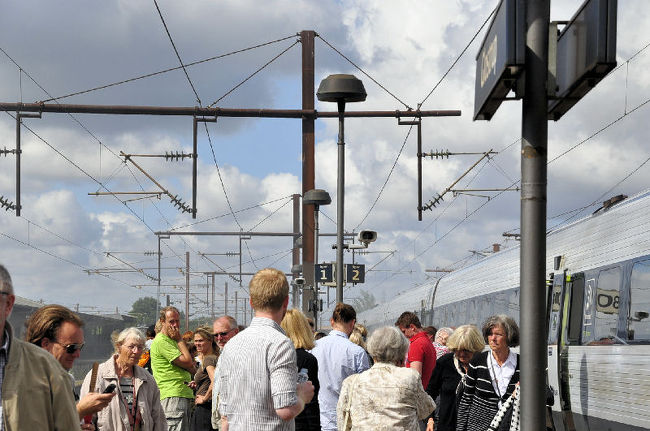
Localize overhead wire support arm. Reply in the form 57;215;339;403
13;111;41;216
120;151;193;216
422;149;493;211
422;149;498;159
397;115;425;221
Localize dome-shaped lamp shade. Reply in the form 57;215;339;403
303;189;332;206
317;74;367;103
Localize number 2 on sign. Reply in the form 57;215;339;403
352;269;360;281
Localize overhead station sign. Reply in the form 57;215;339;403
474;0;525;121
547;0;617;120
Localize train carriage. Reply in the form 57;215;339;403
358;190;650;431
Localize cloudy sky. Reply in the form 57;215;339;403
1;1;648;323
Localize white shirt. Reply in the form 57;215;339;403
487;349;517;407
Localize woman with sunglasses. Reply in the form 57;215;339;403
80;327;167;430
425;325;485;431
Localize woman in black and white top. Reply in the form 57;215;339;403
455;315;520;431
426;325;484;431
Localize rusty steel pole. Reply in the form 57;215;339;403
292;193;301;307
301;30;316;320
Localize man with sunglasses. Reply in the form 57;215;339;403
212;315;239;351
0;264;80;430
25;304;115;424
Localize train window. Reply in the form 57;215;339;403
567;274;584;344
458;301;467;324
629;260;650;341
508;290;520;319
594;267;621;341
468;300;477;325
494;292;507;315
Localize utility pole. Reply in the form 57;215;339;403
185;251;190;332
520;1;549;430
224;282;228;316
301;30;316;320
211;273;215;320
234;291;238;322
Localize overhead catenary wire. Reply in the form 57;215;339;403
316;34;412;110
152;0;202;105
418;5;497;108
37;35;298;103
208;39;300;107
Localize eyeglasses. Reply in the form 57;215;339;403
213;329;234;338
55;341;85;354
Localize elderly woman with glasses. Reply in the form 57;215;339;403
425;325;485;431
80;327;167;431
456;315;520;431
337;326;435;430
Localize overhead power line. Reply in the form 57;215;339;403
36;35;298;103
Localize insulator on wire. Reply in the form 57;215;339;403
0;196;16;211
164;151;193;161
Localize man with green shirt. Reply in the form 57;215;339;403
150;306;196;431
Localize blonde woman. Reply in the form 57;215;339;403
190;326;219;431
280;309;321;431
80;327;167;430
349;323;373;366
425;325;485;431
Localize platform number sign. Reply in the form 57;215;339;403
346;264;365;284
315;263;334;283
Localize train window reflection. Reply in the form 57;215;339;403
629;259;650;341
594;267;621;341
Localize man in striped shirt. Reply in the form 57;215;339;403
217;268;315;430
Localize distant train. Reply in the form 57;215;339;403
358;190;650;431
9;297;136;382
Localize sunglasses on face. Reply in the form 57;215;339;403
213;329;233;338
56;341;85;354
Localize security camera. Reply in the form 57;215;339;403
295;277;305;286
358;230;377;245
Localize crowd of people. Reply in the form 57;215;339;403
0;262;523;431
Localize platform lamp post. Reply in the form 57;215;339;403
317;74;366;304
303;188;331;329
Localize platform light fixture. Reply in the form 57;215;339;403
317;74;366;303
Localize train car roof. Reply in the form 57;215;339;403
358;189;650;327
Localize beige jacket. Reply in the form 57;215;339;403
1;322;80;431
80;356;167;431
337;363;435;431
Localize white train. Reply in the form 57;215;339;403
357;190;650;431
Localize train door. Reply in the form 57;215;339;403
547;271;568;431
548;272;587;431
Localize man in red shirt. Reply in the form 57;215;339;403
395;311;436;389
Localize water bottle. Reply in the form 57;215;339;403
297;368;309;384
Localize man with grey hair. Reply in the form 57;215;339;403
212;315;239;351
0;264;80;430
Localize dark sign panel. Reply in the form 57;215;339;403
548;0;617;120
474;0;525;121
315;263;334;283
345;264;365;284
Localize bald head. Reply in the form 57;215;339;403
213;315;238;350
